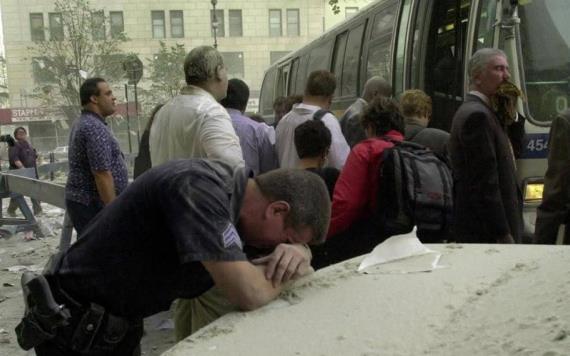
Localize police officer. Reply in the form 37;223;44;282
17;159;331;355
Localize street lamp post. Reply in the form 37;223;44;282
211;0;218;49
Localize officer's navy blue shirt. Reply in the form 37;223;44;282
57;160;248;318
65;110;128;205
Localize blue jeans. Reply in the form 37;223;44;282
65;199;104;237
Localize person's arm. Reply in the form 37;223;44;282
201;107;244;168
535;112;570;243
92;169;116;205
461;112;511;241
251;243;313;286
328;146;370;238
9;145;24;168
323;115;350;169
202;260;283;311
84;122;121;204
257;126;279;174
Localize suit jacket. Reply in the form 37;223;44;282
535;110;570;244
340;98;367;148
449;94;523;243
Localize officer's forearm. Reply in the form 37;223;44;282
202;260;283;311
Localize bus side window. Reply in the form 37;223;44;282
307;40;334;76
259;67;277;120
366;4;397;88
342;23;366;97
296;54;309;94
332;31;348;97
289;58;300;94
276;63;291;98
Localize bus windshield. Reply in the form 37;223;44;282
519;0;570;123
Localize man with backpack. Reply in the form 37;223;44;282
275;70;349;169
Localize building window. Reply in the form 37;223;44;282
269;10;282;37
170;10;184;38
345;7;359;19
110;11;124;38
270;51;290;64
221;52;244;79
30;13;45;42
49;13;64;41
286;9;299;36
151;11;165;39
229;10;242;37
210;10;225;37
92;10;105;40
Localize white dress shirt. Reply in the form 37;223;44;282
149;85;244;168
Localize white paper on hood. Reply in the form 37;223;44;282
357;228;443;274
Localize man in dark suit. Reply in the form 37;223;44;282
449;48;522;243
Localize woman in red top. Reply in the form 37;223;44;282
311;97;404;269
328;96;404;237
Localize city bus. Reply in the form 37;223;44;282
258;0;570;240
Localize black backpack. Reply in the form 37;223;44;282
377;138;453;237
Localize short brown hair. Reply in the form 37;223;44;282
400;89;432;118
304;70;336;97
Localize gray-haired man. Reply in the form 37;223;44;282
149;45;244;168
448;48;522;244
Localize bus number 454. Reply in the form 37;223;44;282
526;138;548;152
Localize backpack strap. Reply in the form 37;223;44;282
313;109;331;121
407;125;424;141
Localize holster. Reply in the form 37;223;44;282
16;272;71;350
15;272;132;353
71;303;130;353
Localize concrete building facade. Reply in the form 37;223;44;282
0;0;373;152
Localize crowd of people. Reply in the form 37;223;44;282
14;46;570;355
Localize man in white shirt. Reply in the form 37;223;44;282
275;70;349;169
149;45;244;169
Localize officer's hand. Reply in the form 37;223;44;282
251;244;313;287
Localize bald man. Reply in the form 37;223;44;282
340;77;392;147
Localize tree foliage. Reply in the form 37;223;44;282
141;41;187;107
329;0;341;15
27;0;129;118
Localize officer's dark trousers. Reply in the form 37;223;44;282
34;331;142;356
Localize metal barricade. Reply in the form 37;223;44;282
0;169;73;250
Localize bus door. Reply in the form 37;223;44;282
409;0;471;132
